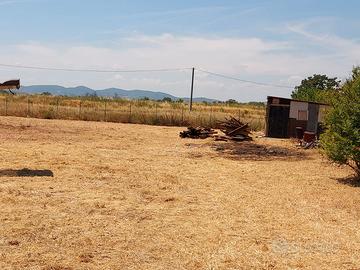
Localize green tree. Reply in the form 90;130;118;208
162;97;172;102
225;99;238;105
321;67;360;178
292;74;340;103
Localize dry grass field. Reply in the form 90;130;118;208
0;95;265;131
0;116;359;269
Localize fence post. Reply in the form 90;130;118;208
238;109;241;120
27;96;30;117
210;107;212;126
79;101;82;120
56;99;59;117
181;106;184;125
128;102;132;123
104;101;107;121
5;97;8;116
155;104;158;122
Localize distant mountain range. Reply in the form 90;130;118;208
19;85;218;103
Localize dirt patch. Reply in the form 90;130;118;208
0;168;54;177
44;266;73;270
210;140;308;161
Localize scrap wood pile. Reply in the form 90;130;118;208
298;138;320;149
301;140;319;149
215;116;252;141
179;116;252;142
179;127;217;139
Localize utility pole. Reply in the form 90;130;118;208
189;67;195;111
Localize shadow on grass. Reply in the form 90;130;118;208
0;168;54;177
210;141;308;161
337;175;360;187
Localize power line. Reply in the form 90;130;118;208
0;63;192;73
196;68;294;89
0;62;295;89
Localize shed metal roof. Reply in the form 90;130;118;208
267;96;330;106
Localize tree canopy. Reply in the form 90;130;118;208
291;74;340;103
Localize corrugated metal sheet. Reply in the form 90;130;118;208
288;118;307;138
289;101;308;119
307;103;320;133
267;105;290;138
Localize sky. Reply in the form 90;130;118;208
0;0;360;101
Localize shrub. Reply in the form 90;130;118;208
321;67;360;177
43;107;56;119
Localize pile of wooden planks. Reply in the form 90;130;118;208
179;127;217;139
215;116;252;141
300;140;319;149
179;116;252;142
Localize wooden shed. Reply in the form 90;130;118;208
265;96;329;138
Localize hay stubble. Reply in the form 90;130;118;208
0;116;359;269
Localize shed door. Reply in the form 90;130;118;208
307;103;319;133
267;105;290;138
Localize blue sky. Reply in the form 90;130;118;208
0;0;360;101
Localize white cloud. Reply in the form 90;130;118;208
286;21;360;59
0;31;359;101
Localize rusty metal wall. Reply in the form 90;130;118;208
307;103;320;133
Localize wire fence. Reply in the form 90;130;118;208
0;95;266;130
